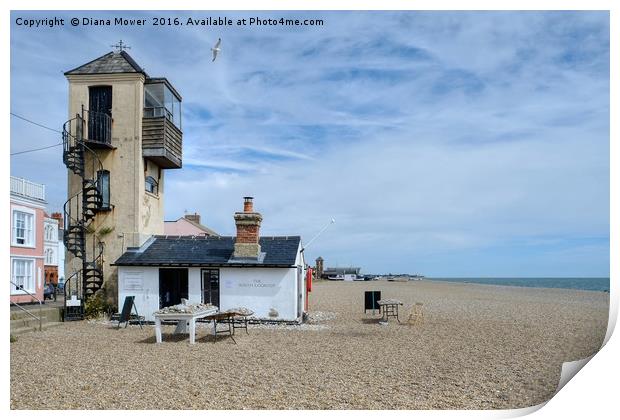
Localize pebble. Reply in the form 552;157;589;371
10;280;608;409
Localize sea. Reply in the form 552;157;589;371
425;277;610;292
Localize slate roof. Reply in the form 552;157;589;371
64;51;146;76
113;236;301;267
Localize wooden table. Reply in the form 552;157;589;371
219;309;254;335
377;299;403;323
154;307;217;344
204;312;237;343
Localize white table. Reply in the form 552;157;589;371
153;308;217;344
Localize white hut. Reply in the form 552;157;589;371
114;198;307;322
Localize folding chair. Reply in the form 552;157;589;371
407;302;424;326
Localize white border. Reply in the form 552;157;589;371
2;1;617;420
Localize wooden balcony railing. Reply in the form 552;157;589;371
142;116;182;169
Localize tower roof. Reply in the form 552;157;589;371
64;51;147;76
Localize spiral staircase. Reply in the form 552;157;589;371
62;107;110;320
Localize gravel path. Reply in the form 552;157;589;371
10;280;609;409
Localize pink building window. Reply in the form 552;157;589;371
12;209;34;246
11;258;35;293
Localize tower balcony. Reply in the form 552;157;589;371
63;108;115;150
142;114;183;169
83;109;114;149
142;78;183;169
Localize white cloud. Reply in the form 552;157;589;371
10;11;609;276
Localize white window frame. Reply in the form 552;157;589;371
11;258;35;294
11;206;36;248
45;224;56;241
45;247;55;265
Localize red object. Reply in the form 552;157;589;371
305;268;313;311
306;267;313;292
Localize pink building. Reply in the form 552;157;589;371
10;176;47;303
164;213;218;237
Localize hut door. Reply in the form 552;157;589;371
201;269;220;308
158;268;188;308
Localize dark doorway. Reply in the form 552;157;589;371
201;269;220;307
159;268;188;308
88;86;112;143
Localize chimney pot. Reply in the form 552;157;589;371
243;196;254;212
50;212;64;229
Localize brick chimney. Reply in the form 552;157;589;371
50;212;64;229
184;212;201;225
233;197;263;259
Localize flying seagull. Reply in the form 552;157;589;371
211;38;221;62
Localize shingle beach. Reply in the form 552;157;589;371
10;280;609;410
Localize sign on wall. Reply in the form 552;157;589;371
124;273;143;291
238;279;276;288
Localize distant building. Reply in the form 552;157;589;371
323;267;362;281
315;256;324;280
10;176;47;303
50;212;65;284
164;213;218;236
44;215;59;285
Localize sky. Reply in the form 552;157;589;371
9;10;610;277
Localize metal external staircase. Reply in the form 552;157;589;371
62;108;109;320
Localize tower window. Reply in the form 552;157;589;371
144;81;182;130
97;170;111;210
145;176;158;195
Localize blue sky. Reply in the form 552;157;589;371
10;11;610;276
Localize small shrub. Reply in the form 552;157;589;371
10;335;16;343
84;292;114;319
